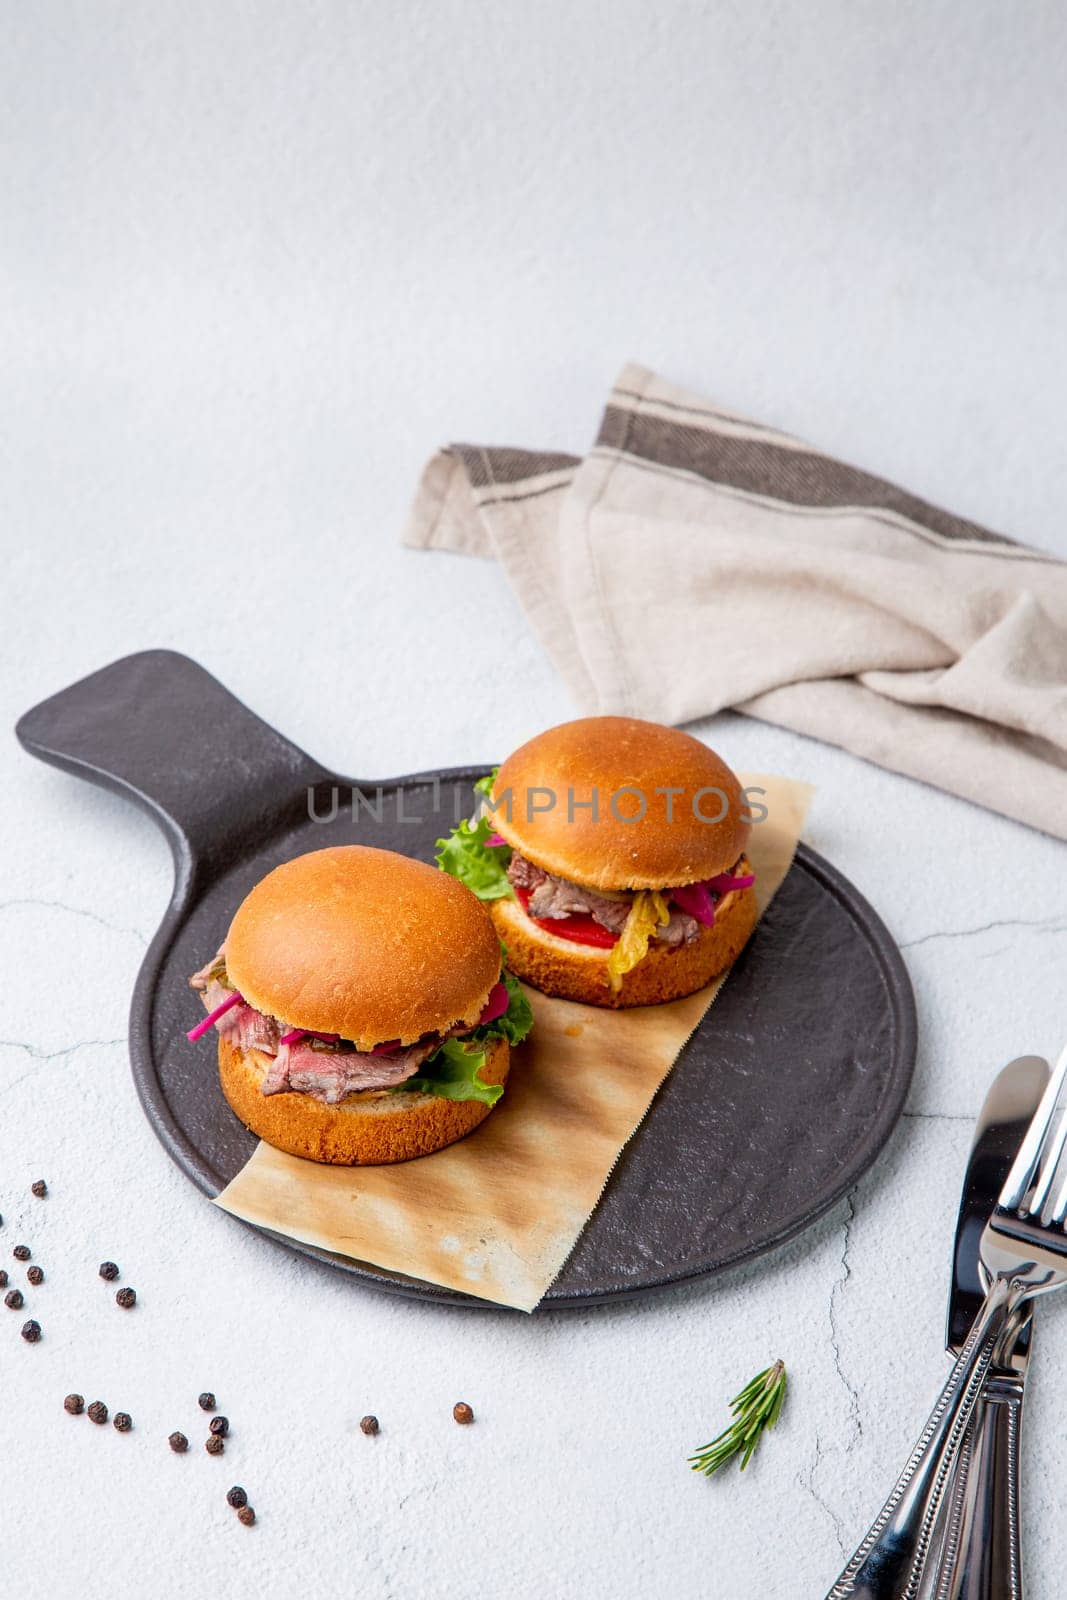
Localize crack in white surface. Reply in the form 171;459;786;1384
902;1110;975;1124
798;1192;864;1557
901;914;1067;950
0;896;148;945
829;1195;862;1445
0;1036;126;1100
803;1427;849;1559
0;1036;127;1062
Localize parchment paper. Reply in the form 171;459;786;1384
215;772;813;1310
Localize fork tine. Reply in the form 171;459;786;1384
1002;1040;1067;1211
1026;1106;1067;1216
1046;1111;1067;1224
1048;1159;1067;1227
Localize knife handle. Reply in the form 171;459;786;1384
15;650;326;890
824;1280;1013;1600
929;1378;1024;1600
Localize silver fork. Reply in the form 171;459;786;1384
826;1041;1067;1600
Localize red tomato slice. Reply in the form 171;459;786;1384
515;887;619;949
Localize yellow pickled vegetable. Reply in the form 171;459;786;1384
605;890;671;990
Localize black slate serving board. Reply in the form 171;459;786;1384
16;651;916;1310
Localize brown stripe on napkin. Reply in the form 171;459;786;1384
609;385;765;431
452;444;579;492
595;403;1015;548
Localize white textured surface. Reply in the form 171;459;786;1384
3;4;1067;1597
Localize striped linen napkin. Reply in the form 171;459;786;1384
404;363;1067;841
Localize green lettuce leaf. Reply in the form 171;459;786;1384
473;766;499;799
396;964;532;1107
435;813;514;901
470;969;534;1047
403;1037;503;1107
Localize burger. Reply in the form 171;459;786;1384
186;845;532;1164
436;717;757;1008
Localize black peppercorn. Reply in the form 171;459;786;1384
31;1179;47;1198
209;1415;229;1438
0;1270;7;1288
115;1287;136;1309
13;1245;30;1262
113;1412;132;1432
205;1434;225;1456
5;1288;24;1310
168;1431;189;1453
64;1393;85;1416
452;1401;474;1425
198;1391;216;1412
237;1505;256;1527
226;1486;247;1509
27;1265;43;1286
98;1261;119;1281
21;1320;41;1343
359;1415;380;1436
87;1401;108;1425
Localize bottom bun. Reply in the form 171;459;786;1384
218;1034;510;1165
490;886;758;1008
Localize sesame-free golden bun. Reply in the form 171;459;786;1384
218;1034;510;1165
489;871;757;1008
225;846;500;1051
489;717;751;891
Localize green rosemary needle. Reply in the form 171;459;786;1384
689;1359;788;1476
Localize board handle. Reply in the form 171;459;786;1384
16;650;325;887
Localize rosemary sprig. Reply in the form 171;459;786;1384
689;1359;787;1476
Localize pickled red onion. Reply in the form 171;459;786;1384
670;882;716;927
708;873;755;893
186;989;243;1042
477;980;510;1026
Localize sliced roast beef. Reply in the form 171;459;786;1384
506;853;548;892
260;1053;292;1096
190;946;226;992
509;849;749;946
236;1007;281;1057
525;877;583;919
191;946;462;1103
200;977;280;1057
527;874;632;932
509;851;632;931
264;1037;437;1104
657;909;701;948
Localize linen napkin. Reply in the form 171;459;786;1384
405;363;1067;842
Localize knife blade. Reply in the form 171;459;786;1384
946;1055;1048;1355
926;1054;1048;1600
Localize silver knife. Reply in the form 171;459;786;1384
925;1055;1048;1600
